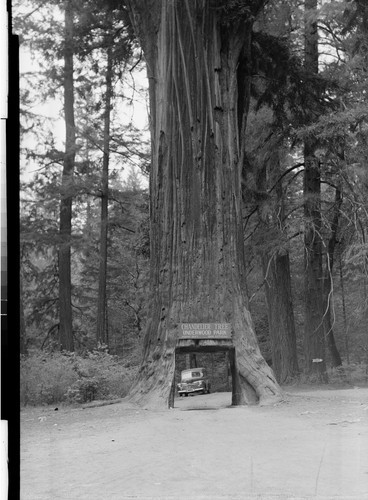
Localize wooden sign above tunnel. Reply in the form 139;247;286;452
178;323;232;339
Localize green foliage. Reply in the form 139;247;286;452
20;349;138;406
66;183;150;354
16;0;149;353
218;0;266;25
20;351;78;406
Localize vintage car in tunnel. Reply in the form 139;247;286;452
177;367;211;396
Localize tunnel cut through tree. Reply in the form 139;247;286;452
125;0;283;409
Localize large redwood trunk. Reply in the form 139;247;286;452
258;150;299;383
302;0;326;381
303;145;326;380
263;252;299;382
127;0;282;409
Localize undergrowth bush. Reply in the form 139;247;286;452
20;349;138;406
327;362;368;386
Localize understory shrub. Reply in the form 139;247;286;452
20;349;138;406
20;351;77;405
327;362;368;386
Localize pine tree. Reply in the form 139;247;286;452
58;0;76;351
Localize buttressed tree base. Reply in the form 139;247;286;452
126;0;283;409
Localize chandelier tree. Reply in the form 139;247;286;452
125;0;283;409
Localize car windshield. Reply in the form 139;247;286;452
181;370;203;381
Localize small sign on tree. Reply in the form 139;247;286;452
178;323;232;339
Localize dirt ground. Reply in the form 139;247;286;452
20;386;368;500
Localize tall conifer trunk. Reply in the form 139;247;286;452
263;252;299;382
258;151;299;383
126;0;282;409
303;0;326;380
58;0;75;351
97;44;113;347
303;147;326;379
303;0;342;377
20;274;27;355
323;186;342;367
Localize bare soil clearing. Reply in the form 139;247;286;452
21;387;368;500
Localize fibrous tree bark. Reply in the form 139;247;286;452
260;152;299;383
96;43;113;347
322;186;342;367
303;0;342;377
126;0;283;409
339;256;349;364
303;142;326;380
263;251;299;382
58;0;75;351
302;0;326;381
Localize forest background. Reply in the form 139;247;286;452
16;0;368;407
